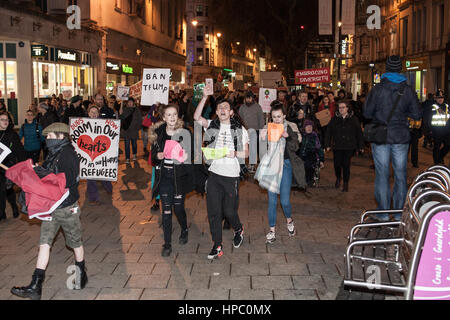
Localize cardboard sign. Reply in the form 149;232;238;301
202;147;229;160
0;142;12;165
117;86;130;101
259;88;277;113
315;109;331;127
129;80;142;99
205;78;214;96
268;123;284;142
413;210;450;300
163;140;185;163
70;118;121;181
295;68;330;84
141;69;170;106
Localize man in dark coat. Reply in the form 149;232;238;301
62;96;86;124
363;55;421;221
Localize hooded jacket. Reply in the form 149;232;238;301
149;120;195;198
325;111;364;151
363;74;421;144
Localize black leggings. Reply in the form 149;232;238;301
333;150;354;183
159;168;188;245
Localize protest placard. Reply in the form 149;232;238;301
268;123;284;142
163;140;186;163
204;78;214;96
0;142;11;165
69;118;121;181
129;80;142;99
117;86;130;101
194;83;205;101
141;69;170;106
259;88;277;113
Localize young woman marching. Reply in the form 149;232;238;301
149;104;194;257
255;102;306;244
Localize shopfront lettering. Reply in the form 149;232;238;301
122;64;133;74
57;50;77;62
107;61;120;71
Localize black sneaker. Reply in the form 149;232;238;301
161;244;172;257
179;229;188;245
233;228;244;248
151;201;160;212
207;245;223;260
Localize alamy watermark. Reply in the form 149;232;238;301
66;5;81;30
366;265;382;290
367;5;381;30
66;265;82;290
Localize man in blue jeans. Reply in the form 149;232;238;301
363;55;421;221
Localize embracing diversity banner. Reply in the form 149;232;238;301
69;118;121;181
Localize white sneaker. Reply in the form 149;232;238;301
133;155;137;161
265;231;276;244
287;220;296;237
125;159;130;164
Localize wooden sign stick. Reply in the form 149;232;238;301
0;163;9;171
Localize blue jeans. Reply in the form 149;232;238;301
371;143;409;220
268;159;293;228
124;138;137;160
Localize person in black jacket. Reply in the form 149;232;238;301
149;104;194;257
0;111;26;220
95;93;115;119
62;96;86;124
363;55;421;221
11;122;87;300
325;101;364;192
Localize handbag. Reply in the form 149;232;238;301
364;84;406;144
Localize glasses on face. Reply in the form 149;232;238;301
0;118;9;122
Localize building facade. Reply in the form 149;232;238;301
0;0;186;126
348;0;449;100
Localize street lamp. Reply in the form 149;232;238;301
253;48;257;52
236;41;240;45
192;20;198;26
216;33;222;38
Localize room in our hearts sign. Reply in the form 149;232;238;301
69;118;121;181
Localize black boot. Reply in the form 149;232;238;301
75;261;88;290
11;274;44;300
12;205;19;218
342;182;349;192
161;244;172;257
151;201;160;212
335;178;341;189
179;229;188;245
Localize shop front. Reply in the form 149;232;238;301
403;57;428;102
32;44;95;101
105;59;142;95
0;41;20;125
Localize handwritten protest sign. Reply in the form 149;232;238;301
117;86;130;101
202;147;229;160
259;88;277;113
205;79;214;96
268;123;284;142
0;142;11;165
129;80;142;99
163;140;186;163
69;118;121;181
141;69;170;106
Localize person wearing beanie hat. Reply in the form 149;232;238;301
297;119;324;187
62;96;86;124
363;55;421;221
11;119;88;300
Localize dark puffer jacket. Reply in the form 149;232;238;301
363;77;421;144
325;111;364;151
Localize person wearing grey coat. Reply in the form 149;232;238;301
120;98;142;162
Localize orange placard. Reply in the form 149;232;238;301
268;123;284;142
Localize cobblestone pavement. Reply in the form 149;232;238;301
0;141;438;300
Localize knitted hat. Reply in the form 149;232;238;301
436;89;445;98
42;122;70;136
386;55;402;73
304;119;314;128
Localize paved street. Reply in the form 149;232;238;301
0;140;438;300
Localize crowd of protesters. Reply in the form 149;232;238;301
1;55;450;300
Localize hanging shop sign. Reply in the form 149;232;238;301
404;57;427;72
31;45;48;58
106;60;121;74
122;64;134;74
